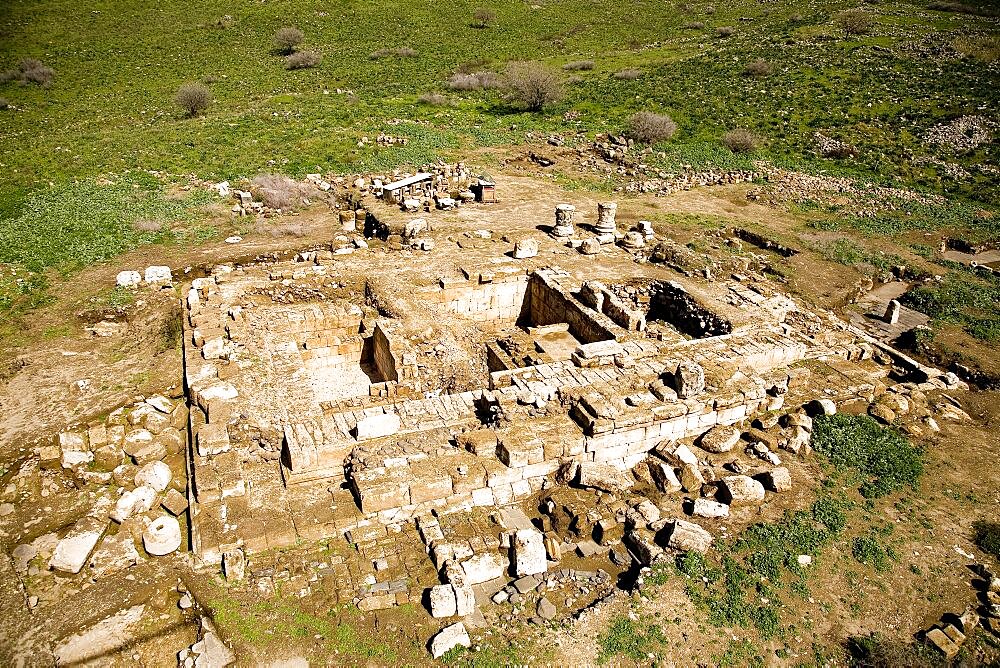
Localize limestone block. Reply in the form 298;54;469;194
429;584;457;618
575;462;633;493
678;463;705;493
513;238;539;259
197;424;230;457
698;425;740;453
670;362;705;398
624;528;662;565
409;472;454;504
50;516;109;574
354;413;401;440
513;528;547;576
718;475;766;505
692;498;729;519
134;461;172;492
649;461;682;493
110;485;157;523
457;429;498;457
461;552;505;585
116;270;142;288
454;584;476;616
144;265;172;285
756;467;791;492
430;622;471;659
89;531;140;576
667;520;713;554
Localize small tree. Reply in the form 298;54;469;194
174;82;212;117
473;8;497;28
836;9;874;36
627;111;678;144
1;58;54;87
722;129;762;153
285;50;322;70
502;61;563;111
274;26;304;54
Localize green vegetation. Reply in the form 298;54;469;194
974;521;1000;561
597;615;668;663
811;414;924;498
846;632;941;667
852;527;900;573
819;238;901;276
903;272;1000;342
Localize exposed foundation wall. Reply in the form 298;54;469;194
648;281;732;338
372;323;400;382
441;278;528;321
525;271;620;344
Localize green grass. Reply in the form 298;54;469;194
597;615;668;664
818;238;903;276
811;414;924;498
902;271;1000;342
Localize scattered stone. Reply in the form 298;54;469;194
223;548;246;581
461;552;504;585
162;488;189;516
717;475;766;505
116;271;142;288
144;266;172;285
576;462;633;493
429;584;458;618
755;467;791;493
430;622;471;659
692;498;729;519
134;461;172;492
699;425;740;453
513;238;539;259
807;398;837;416
537;597;556;621
667;520;713;554
50;516;109;574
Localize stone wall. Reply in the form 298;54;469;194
525;270;621;344
372;322;400;382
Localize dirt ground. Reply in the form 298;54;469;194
2;157;999;666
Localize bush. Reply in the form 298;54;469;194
847;633;939;667
836;9;874;36
370;46;418;60
0;98;8;110
627;111;678;144
417;92;452;106
251;174;314;210
811;413;924;498
613;68;642;80
285;50;322;70
716;26;735;37
472;8;496;28
563;60;595;71
1;58;55;87
274;27;304;54
684;21;706;29
973;521;1000;560
446;71;498;91
174;82;212;117
722;129;762;152
501;61;564;111
743;59;773;77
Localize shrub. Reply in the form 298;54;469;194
743;59;773;77
627;111;678;144
446;71;498;91
2;58;55;87
0;98;8;110
563;60;595;71
472;8;497;28
716;26;735;37
613;68;642;80
973;521;1000;560
174;82;212;117
684;21;706;29
274;26;304;54
417;92;453;106
370;46;418;60
251;174;313;210
722;128;761;152
847;633;938;667
836;9;874;36
501;61;564;111
285;50;322;70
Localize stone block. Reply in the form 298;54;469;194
354;413;401;440
430;622;471;659
50;516;109;574
718;475;766;505
513;528;547;576
667;520;713;554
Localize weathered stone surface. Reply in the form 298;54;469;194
429;584;458;618
699;425;740;453
537;596;557;620
756;467;791;493
635;499;661;524
692;498;729;519
143;515;182;556
667;520;713;554
461;552;505;585
116;270;142;288
144;265;172;285
576;462;633;493
649;461;682;493
110;486;157;523
718;475;766;505
513;238;539;259
454;584;476;616
162;488;189;516
594;518;623;546
223;549;246;581
808;398;837;416
134;461;172;492
430;622;471;659
183;618;235;668
670;362;705;398
89;532;140;576
354;413;401;440
625;527;662;565
513;528;547;576
678;463;705;493
926;628;960;659
51;516;109;574
868;403;896;425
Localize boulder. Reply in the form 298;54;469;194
513;528;547;576
537;597;557;620
718;475;766;505
667;520;713;554
580;238;601;255
678;463;705;493
143;515;182;556
454;584;475;616
699;425;740;453
430;622;471;659
116;271;142;288
143;266;172;285
868;403;896;425
807;398;837;417
649;461;682;493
